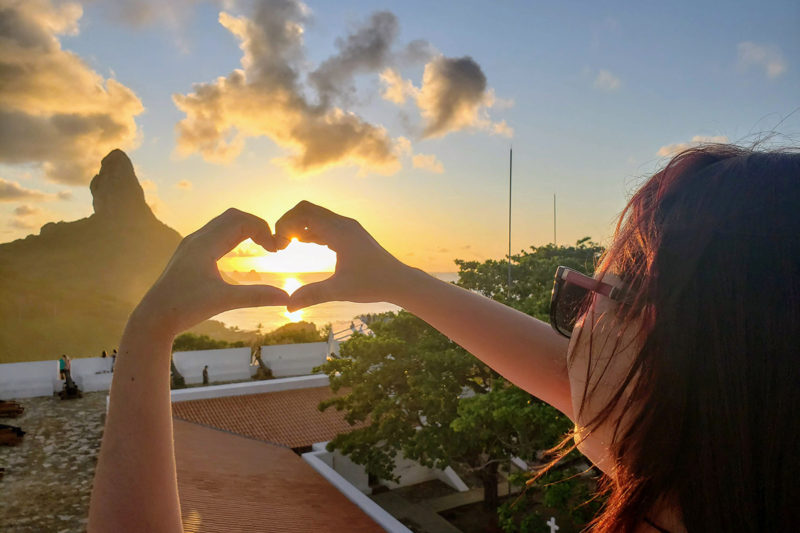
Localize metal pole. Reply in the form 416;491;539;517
553;194;556;245
508;147;512;290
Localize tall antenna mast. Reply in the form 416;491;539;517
507;147;512;290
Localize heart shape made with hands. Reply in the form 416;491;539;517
220;238;336;296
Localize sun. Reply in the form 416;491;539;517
284;309;304;323
221;238;336;273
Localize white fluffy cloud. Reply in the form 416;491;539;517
13;204;41;216
173;1;400;176
657;135;729;157
381;57;511;139
0;178;49;202
393;136;444;174
0;0;144;184
412;153;444;173
737;42;787;79
593;69;622;91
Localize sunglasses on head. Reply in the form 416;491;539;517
549;266;626;338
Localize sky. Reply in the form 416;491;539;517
1;0;798;272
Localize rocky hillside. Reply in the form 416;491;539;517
0;150;205;361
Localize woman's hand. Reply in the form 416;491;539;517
131;207;289;337
274;201;409;311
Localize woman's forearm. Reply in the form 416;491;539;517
88;314;183;533
389;265;574;419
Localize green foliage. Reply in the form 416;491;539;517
317;311;491;481
259;321;327;345
498;468;604;533
174;321;327;353
172;332;246;352
317;240;605;519
455;238;603;321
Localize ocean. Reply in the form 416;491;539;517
213;271;459;334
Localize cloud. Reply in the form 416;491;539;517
176;179;193;190
57;190;73;200
657;135;730;157
8;203;46;230
309;11;398;107
382;58;510;139
379;68;418;104
0;0;144;185
491;120;513;138
173;1;400;176
0;178;50;202
394;136;444;173
593;69;622;91
412;153;444;173
417;56;492;138
8;217;38;230
737;42;787;79
13;204;41;216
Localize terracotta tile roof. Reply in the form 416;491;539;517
174;418;383;533
172;387;361;448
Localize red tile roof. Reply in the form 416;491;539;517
174;418;383;533
172;387;361;448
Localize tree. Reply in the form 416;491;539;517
317;241;604;523
316;311;570;511
455;237;603;321
258;321;327;346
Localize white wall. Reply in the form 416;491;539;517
0;360;60;399
260;342;328;377
71;357;114;392
170;374;330;402
303;450;412;533
172;347;251;384
309;442;468;495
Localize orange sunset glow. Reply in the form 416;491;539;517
221;238;337;273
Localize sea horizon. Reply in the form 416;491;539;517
214;271;459;334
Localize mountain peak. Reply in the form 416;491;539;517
89;149;155;222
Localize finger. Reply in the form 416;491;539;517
221;285;290;310
287;278;342;311
274;201;349;251
193;208;276;260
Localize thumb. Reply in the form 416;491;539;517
288;279;341;312
223;284;290;309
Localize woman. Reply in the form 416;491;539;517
89;145;799;532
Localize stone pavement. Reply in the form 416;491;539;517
0;391;106;532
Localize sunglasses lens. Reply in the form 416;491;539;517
555;282;591;336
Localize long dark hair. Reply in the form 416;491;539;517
571;145;800;532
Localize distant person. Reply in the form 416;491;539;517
89;146;800;532
202;365;209;385
111;349;117;372
59;354;67;381
62;354;72;383
101;350;107;358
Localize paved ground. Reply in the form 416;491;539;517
0;391;106;532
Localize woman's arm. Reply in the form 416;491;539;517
276;201;573;419
88;209;289;532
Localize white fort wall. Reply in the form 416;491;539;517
0;360;60;399
1;339;337;399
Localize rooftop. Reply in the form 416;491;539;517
172;386;361;449
174;418;383;532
